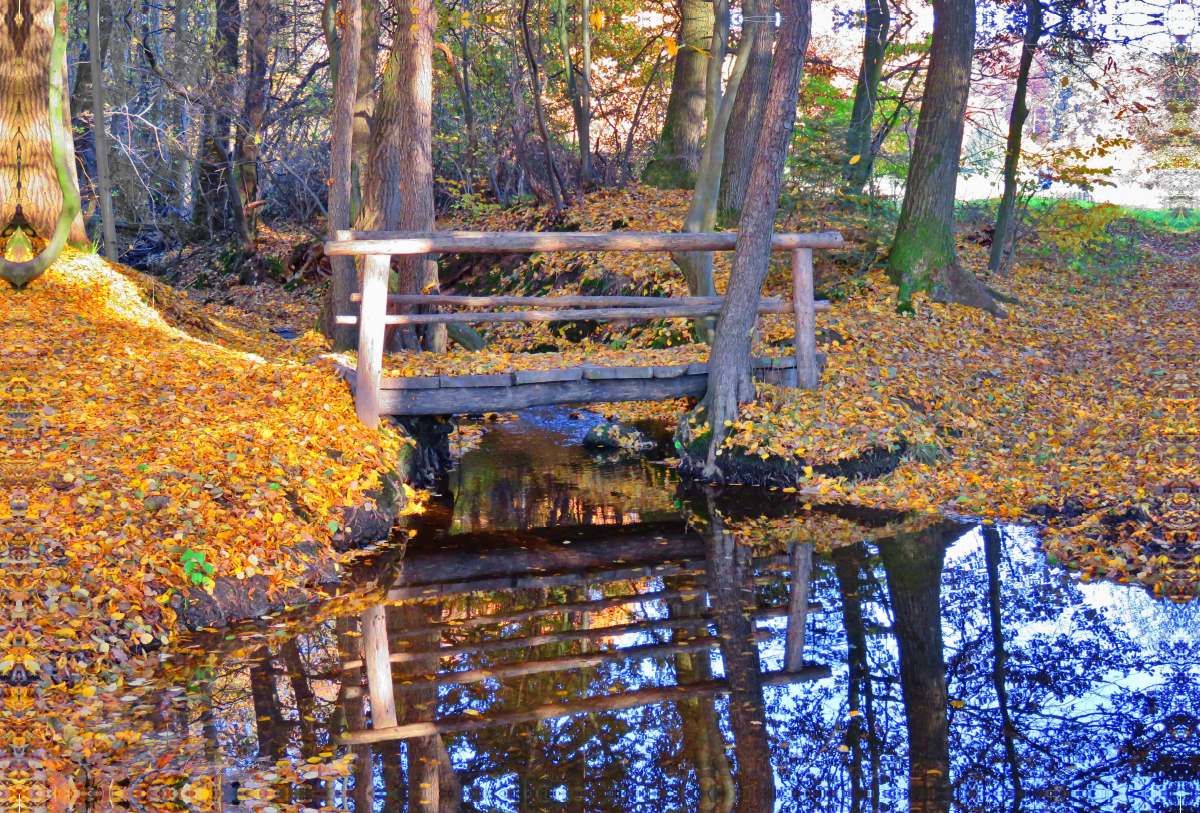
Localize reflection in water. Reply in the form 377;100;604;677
10;414;1198;811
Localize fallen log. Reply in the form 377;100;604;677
349;294;785;308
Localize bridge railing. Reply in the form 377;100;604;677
324;230;844;427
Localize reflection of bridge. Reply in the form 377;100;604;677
325;230;842;426
337;518;829;746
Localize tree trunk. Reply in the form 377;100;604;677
679;0;812;477
580;0;593;187
191;0;239;238
235;0;275;237
395;0;445;352
434;41;479;189
352;0;380;224
987;0;1041;274
718;0;774;217
520;0;564;211
641;0;712;189
0;0;87;244
840;0;890;195
89;0;116;259
671;0;755;340
325;0;362;352
878;521;966;813
555;0;590;190
886;0;1000;314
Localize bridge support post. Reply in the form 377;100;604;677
362;604;399;729
791;248;818;389
356;254;391;427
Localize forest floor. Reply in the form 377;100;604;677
166;186;1196;597
5;248;417;709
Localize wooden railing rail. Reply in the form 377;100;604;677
325;229;843;427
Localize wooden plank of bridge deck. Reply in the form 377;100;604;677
326;230;845;256
337;666;833;744
377;373;710;415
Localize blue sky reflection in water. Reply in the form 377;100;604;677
153;414;1200;813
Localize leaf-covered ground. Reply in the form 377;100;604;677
3;249;413;703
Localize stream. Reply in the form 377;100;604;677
68;409;1200;812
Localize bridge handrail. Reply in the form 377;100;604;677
325;229;842;427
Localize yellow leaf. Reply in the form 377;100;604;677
848;155;861;165
664;36;678;56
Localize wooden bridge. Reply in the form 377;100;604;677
326;229;843;426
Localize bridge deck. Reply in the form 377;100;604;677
335;354;824;416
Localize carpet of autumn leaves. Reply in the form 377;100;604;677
2;249;414;700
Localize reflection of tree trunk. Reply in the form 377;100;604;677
669;583;717;812
704;492;775;813
391;602;459;813
334;616;375;812
878;522;965;813
281;638;318;758
833;542;876;813
982;525;1023;810
249;646;286;762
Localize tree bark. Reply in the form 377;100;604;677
325;0;362;352
642;0;712;189
191;0;240;238
89;0;116;259
679;0;812;476
555;0;591;189
520;0;564;211
878;521;965;813
395;0;445;352
887;0;1000;314
718;0;774;216
987;0;1041;274
840;0;890;195
0;0;87;244
249;646;286;763
833;543;874;812
352;0;380;223
235;0;276;234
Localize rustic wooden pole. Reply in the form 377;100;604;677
337;666;832;744
354;254;390;427
337;300;828;326
791;247;818;389
785;541;813;672
361;605;398;729
326;230;844;255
